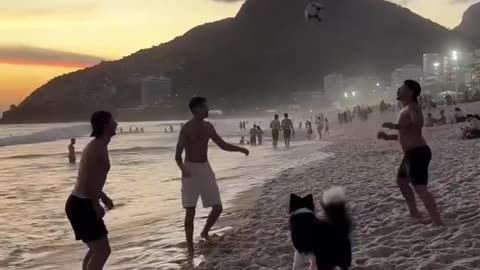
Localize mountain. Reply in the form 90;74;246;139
455;2;480;37
4;0;479;122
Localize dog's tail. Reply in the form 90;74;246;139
321;186;352;233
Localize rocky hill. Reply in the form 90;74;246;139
4;0;479;122
455;2;480;38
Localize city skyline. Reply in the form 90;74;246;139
1;0;479;112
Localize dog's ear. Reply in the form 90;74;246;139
304;194;315;211
290;194;300;212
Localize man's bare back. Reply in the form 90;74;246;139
396;103;427;152
73;140;110;199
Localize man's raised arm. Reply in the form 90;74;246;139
209;123;249;155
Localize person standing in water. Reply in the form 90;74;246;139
249;125;258;146
65;111;117;270
68;138;76;164
324;118;330;135
281;113;295;148
378;80;443;226
270;115;281;148
175;97;249;255
256;125;264;145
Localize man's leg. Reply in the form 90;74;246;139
185;207;196;254
83;249;92;270
85;236;111;270
397;177;421;218
201;204;223;240
414;185;444;226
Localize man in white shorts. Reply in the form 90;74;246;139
175;97;249;255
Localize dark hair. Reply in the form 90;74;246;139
454;107;461;111
90;111;113;137
466;114;474;118
189;97;207;111
284;113;289;118
274;114;279;119
404;80;421;99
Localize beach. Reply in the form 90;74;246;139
0;118;331;269
192;106;480;270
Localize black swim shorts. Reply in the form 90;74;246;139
272;130;279;141
397;146;432;185
283;129;292;139
65;195;108;242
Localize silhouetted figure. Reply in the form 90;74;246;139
68;138;76;164
270;114;281;148
250;125;258;146
256;126;264;145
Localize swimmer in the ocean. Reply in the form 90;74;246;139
68;138;76;164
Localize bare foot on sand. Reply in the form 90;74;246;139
409;212;431;225
432;220;445;227
200;231;210;241
187;243;194;257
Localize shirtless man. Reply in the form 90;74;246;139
68;138;76;164
270;114;281;148
65;111;117;270
281;113;295;148
378;80;443;226
175;97;249;255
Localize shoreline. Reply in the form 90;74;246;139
190;110;480;270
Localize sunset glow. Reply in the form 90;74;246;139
0;0;477;112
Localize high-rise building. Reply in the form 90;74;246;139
140;76;172;107
472;49;480;90
423;53;442;79
391;65;423;89
324;74;344;99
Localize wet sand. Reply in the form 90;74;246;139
190;105;480;270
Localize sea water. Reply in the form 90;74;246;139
0;119;332;269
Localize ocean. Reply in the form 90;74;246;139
0;119;332;269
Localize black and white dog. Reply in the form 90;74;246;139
289;187;352;270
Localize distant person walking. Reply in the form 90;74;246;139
378;80;443;226
306;121;313;140
324;118;330;135
175;97;249;255
68;138;76;164
65;111;117;270
270;114;281;148
281;113;295;148
256;125;264;145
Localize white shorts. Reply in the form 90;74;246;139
181;162;222;208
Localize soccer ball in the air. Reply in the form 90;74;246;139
305;2;324;22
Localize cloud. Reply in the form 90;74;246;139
0;6;98;21
449;0;479;3
0;46;106;68
211;0;245;2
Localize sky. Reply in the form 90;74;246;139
0;0;479;112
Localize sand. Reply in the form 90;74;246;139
186;106;480;270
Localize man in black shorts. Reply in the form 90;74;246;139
378;80;443;226
281;113;295;148
65;111;117;269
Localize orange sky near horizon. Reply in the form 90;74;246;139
0;0;478;113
